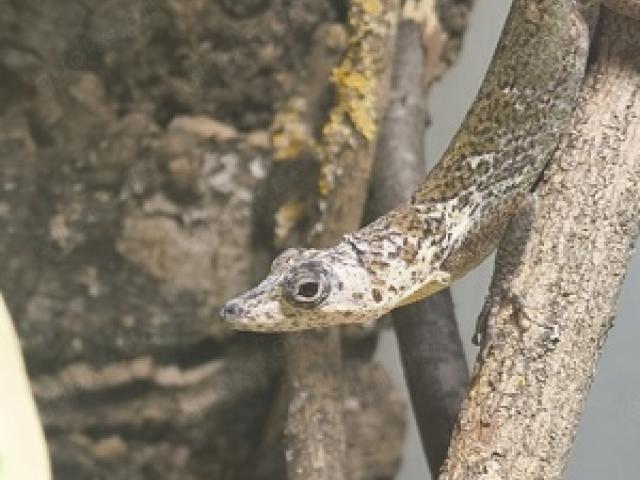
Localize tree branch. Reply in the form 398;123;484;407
284;329;345;480
367;11;469;476
441;8;640;479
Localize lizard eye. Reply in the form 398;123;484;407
284;262;331;308
294;279;322;300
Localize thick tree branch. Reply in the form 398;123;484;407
284;1;399;479
441;9;640;479
367;12;469;477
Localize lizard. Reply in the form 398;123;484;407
220;0;595;332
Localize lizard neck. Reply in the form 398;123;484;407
344;0;593;306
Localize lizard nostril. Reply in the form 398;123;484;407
220;302;245;321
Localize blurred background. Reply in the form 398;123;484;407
377;1;640;478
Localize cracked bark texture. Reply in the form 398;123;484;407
440;8;640;479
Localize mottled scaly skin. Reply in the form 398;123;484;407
221;0;594;332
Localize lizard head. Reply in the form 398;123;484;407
219;244;387;331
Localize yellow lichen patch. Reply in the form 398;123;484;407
314;0;396;201
357;0;382;16
321;109;349;145
331;66;369;95
329;55;378;142
274;201;306;243
328;64;378;142
348;97;376;141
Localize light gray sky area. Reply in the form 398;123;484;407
376;2;640;478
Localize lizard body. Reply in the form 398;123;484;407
221;0;594;331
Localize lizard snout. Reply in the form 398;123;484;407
219;301;246;322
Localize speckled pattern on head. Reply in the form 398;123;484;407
221;0;594;331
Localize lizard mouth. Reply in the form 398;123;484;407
219;297;287;332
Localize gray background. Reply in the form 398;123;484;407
377;2;640;478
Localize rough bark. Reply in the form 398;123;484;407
602;0;640;18
367;13;468;477
441;8;640;479
0;1;408;478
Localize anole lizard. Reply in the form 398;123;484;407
221;0;594;332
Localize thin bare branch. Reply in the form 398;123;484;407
393;295;467;476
